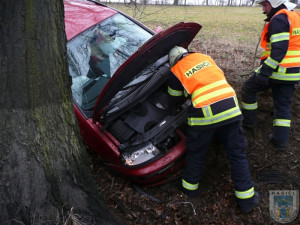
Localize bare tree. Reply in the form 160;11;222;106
0;0;120;224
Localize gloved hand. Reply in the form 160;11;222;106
255;73;269;85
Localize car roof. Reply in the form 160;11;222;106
64;0;117;40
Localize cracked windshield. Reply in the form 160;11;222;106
67;13;152;111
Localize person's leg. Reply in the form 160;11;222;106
216;121;259;213
241;73;270;127
182;127;215;197
270;83;295;150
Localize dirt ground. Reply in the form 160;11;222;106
89;41;300;225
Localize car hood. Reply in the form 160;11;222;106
93;22;201;121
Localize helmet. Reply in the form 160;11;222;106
255;0;288;8
283;1;297;10
169;46;187;67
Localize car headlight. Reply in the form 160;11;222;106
121;143;160;166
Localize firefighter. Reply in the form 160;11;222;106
241;0;300;151
168;46;259;214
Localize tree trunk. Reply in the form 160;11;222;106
173;0;179;6
0;0;119;224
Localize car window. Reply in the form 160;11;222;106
67;13;152;112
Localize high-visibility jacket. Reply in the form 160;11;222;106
171;53;235;108
260;9;300;81
170;53;241;126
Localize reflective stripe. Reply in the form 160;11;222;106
273;119;291;127
192;80;227;99
265;57;279;69
277;66;287;74
203;105;213;117
168;86;183;96
286;50;300;56
270;32;290;43
182;179;198;191
242;102;257;110
233;95;239;106
255;65;262;73
281;57;300;64
235;187;255;199
263;51;300;67
193;87;234;107
188;106;241;126
269;65;300;81
270;72;300;81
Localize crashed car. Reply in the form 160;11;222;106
65;0;201;186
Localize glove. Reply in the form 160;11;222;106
255;73;269;85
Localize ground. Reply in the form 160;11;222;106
89;40;300;225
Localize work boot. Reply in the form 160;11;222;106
180;185;198;198
268;134;286;152
236;192;260;214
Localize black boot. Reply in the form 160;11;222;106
269;134;286;152
180;185;198;198
236;192;260;214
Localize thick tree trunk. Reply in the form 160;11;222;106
0;0;119;224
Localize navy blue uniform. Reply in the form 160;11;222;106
168;72;254;199
242;5;299;147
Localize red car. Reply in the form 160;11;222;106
64;0;201;186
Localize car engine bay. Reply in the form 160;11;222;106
102;58;189;166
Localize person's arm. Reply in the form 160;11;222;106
260;14;290;77
167;75;185;105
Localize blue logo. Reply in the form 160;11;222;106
269;190;299;223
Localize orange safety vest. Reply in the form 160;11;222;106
171;53;235;108
260;9;300;68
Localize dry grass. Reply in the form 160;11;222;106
108;4;266;45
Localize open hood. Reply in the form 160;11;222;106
93;22;201;121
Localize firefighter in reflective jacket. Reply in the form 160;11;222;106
241;0;300;151
168;46;259;214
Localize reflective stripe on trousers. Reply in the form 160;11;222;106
182;121;254;196
273;119;291;127
182;179;199;191
241;102;257;110
235;187;255;199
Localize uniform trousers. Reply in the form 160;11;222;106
241;73;295;145
182;120;253;192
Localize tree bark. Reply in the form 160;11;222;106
0;0;119;224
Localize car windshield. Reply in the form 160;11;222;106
67;13;152;112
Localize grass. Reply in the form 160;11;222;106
107;4;299;85
108;4;266;45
